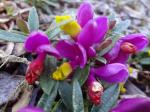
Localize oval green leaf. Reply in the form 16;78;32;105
28;7;39;32
72;80;84;112
59;81;72;111
0;29;26;42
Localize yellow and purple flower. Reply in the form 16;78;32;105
52;2;108;80
24;31;60;84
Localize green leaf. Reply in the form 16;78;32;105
37;82;59;112
16;18;29;34
140;58;150;65
96;57;107;64
46;27;61;39
113;20;131;34
59;81;72;111
39;56;57;95
91;84;120;112
72;80;84;112
0;29;26;42
51;100;62;112
28;7;39;32
72;64;90;85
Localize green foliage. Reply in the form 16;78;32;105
96;57;107;64
37;82;59;112
91;84;120;112
28;7;39;32
0;7;40;43
58;81;73;111
0;30;26;42
46;27;61;39
113;20;131;34
39;56;58;95
72;80;84;112
72;64;90;86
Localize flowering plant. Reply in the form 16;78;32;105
0;2;149;112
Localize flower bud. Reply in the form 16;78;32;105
25;58;44;84
88;81;103;105
52;62;73;80
121;42;137;54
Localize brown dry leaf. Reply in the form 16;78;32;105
12;87;32;112
123;6;144;19
0;50;29;68
4;42;15;55
12;43;25;56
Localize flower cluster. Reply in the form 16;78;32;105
24;2;148;105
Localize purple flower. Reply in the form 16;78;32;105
24;31;60;84
18;106;44;112
94;63;129;83
87;63;129;84
105;34;149;63
110;97;150;112
56;2;108;67
76;2;108;58
24;31;60;60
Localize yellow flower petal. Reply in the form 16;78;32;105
148;50;150;56
52;62;72;80
119;83;126;93
55;15;81;37
128;66;134;74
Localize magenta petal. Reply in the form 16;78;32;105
93;16;108;43
121;34;149;51
110;50;129;64
104;41;122;62
75;43;87;68
77;2;93;27
18;106;44;112
56;40;87;68
24;31;50;53
56;40;77;60
87;47;96;58
36;45;60;59
78;16;108;48
111;97;150;112
94;63;129;83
